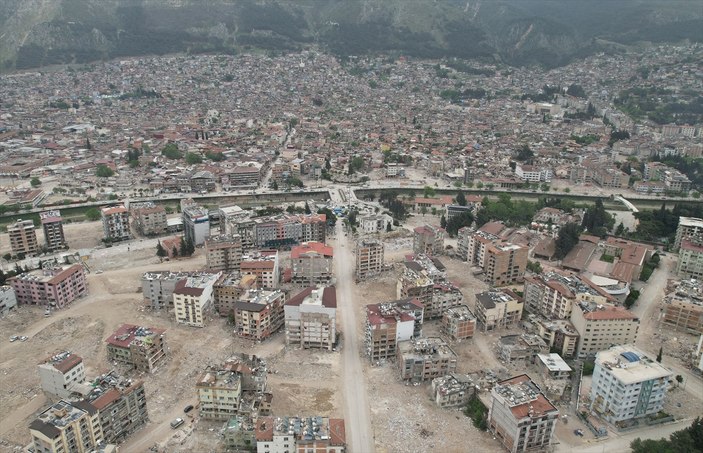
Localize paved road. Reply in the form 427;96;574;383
330;189;375;453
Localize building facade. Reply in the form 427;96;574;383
101;205;130;242
213;273;257;317
234;289;285;340
29;400;106;453
284;287;337;350
241;251;280;289
40;210;67;251
475;290;524;332
291;242;334;286
130;202;168;236
355;239;384;280
365;300;423;362
0;285;17;316
413;225;445;256
676;240;703;280
8;218;39;256
9;264;87;308
397;337;457;382
254;416;346;453
182;205;210;246
674;216;703;252
38;351;86;399
570;301;639;358
105;324;167;373
173;273;221;327
441;305;477;340
205;234;243;272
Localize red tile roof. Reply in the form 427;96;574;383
291;242;333;259
329;418;346;446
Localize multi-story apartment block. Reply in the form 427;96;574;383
8;218;39;256
536;353;572;380
105;324;167;373
241;250;280;289
488;374;559;453
515;164;552;182
84;371;148;444
498;334;548;364
40;210;67;251
441;305;477;340
676;240;703;279
225;165;262;189
413;224;445;256
358;213;393;234
142;270;212;309
183;205;210;246
674;216;703;252
9;264;87;308
365;299;424;362
397;337;457;382
431;373;476;408
524;272;611;320
570;301;639;359
197;367;242;420
213;273;257;317
397;255;461;318
484;242;528;286
291;242;334;286
253;213;327;249
534;318;579;358
0;285;17;316
205;234;243;272
219;205;255;249
590;346;672;424
662;280;703;334
592;167;627;188
29;400;106;453
38;351;86;399
101;205;130;242
130;202;168;236
355;238;384;280
173;272;221;327
255;416;346;453
475;290;523;332
285;286;337;350
234;289;285;340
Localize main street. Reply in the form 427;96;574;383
329;188;375;453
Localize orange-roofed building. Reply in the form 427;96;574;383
8;264;87;309
570;300;639;359
290;241;334;286
255;415;346;452
488;374;559;453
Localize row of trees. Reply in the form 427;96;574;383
155;237;195;259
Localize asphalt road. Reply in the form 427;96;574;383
330;189;375;453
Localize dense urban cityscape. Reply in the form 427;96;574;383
0;12;702;453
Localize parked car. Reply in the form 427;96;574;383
183;405;194;413
170;418;185;429
9;335;19;342
574;429;584;437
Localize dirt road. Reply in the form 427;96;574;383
331;206;375;453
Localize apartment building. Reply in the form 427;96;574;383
590;346;672;424
105;324;167;373
29;400;107;453
9;264;87;308
291;242;334;286
359;213;393;234
284;286;337;350
570;301;639;359
484;242;528;286
213;273;257;317
101;205;130;242
396;254;446;311
488;374;559;453
524;272;611;320
253;213;327;249
234;289;285;340
225;164;261;189
475;290;524;332
441;305;477;340
662;280;703;334
255;416;346;453
40;210;67;251
173;272;221;327
142;271;208;309
397;337;457;382
515;164;552;183
130;202;167;236
8;218;39;256
0;285;17;316
205;234;243;272
592;167;627;188
534;318;579;358
183;205;210;246
431;373;476;408
413;224;445;256
365;299;424;362
38;351;86;399
674;216;703;251
83;371;148;444
219;205;255;250
498;334;548;365
355;238;384;280
197;368;242;420
676;240;703;279
241;250;280;289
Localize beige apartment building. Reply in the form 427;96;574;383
397;337;457;382
40;210;67;251
475;290;524;332
284;286;337;350
213;273;257;317
106;324;167;373
101;205;130;242
173;273;221;327
570;301;639;358
662;296;703;334
524;272;611;320
365;299;423;362
413;224;445;256
355;238;384;280
131;203;167;236
484;242;528;286
674;216;703;251
197;368;242;420
205;234;244;272
29;400;109;453
290;241;334;285
233;289;285;340
8;218;38;256
241;250;280;289
441;305;477;340
676;240;703;279
38;351;86;400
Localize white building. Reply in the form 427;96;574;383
284;287;337;350
589;346;672;424
674;216;703;252
515;164;552;183
173;273;221;327
101;205;130;242
183;205;210;246
359;214;393;234
0;285;17;316
37;352;86;399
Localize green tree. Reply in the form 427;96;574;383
631;417;702;453
656;346;663;363
386;222;392;232
185;152;203;165
446;212;474;237
440;214;447;229
30;177;41;187
348;156;364;175
555;222;582;259
423;186;436;198
85;208;101;221
96;165;114;178
205;150;225;161
161;143;183;160
156;240;168;258
456;191;467;206
180;238;188;257
515;145;534;162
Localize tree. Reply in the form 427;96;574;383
95;165;115;178
446;212;474;237
456;191;467;206
172;246;179;258
631;417;703;453
515;145;534;162
676;375;684;385
555;222;581;259
85;137;92;149
271;180;279;190
656;346;663;363
156;240;168;258
348;156;364;175
161;143;183;160
180;237;189;257
423;185;436;198
304;202;311;214
85;208;101;221
440;214;447;229
185;152;203;165
30;177;41;187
